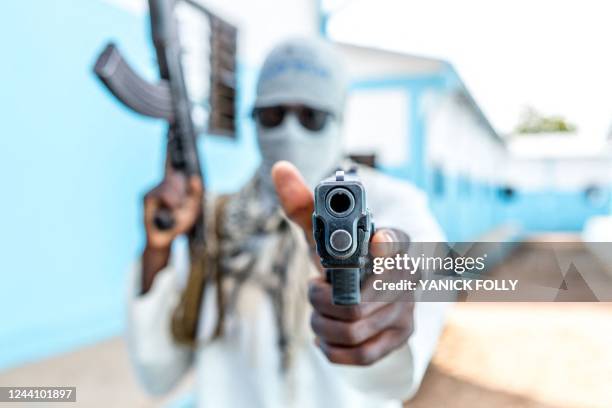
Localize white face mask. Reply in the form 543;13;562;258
257;114;342;190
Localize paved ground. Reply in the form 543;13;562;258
410;302;612;408
0;337;193;408
1;240;611;407
410;240;612;408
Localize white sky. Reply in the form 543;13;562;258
324;0;612;143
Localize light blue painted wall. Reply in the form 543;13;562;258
429;176;610;240
502;189;610;232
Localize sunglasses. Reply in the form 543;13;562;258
252;105;332;132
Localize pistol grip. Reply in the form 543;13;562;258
328;268;361;305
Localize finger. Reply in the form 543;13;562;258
370;228;410;257
143;174;191;228
167;171;189;199
317;328;410;366
188;175;204;197
181;176;203;224
143;190;161;225
147;173;186;211
308;277;387;321
310;302;402;346
183;176;203;210
271;161;315;240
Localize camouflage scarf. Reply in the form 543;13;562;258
217;167;315;370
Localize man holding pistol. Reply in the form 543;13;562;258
128;37;449;407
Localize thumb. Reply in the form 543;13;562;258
370;228;410;257
271;161;315;238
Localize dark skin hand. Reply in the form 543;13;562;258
272;161;415;366
141;166;203;294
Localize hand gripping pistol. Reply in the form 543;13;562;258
313;169;375;305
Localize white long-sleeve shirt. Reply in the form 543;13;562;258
127;167;451;408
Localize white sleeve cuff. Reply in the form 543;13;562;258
125;247;193;395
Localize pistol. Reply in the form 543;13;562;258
313;169;375;305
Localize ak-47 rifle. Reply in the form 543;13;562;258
93;0;237;342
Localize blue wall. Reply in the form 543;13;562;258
501;190;610;232
429;176;610;239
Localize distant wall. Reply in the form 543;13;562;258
346;68;611;240
344;68;509;242
424;93;611;237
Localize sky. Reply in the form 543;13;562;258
323;0;612;144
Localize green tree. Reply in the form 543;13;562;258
515;106;577;134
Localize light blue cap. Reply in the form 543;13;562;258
254;37;348;117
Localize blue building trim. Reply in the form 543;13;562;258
349;74;448;185
317;0;329;37
410;88;426;189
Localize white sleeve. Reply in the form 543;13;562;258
365;171;446;243
125;238;194;395
330;169;451;400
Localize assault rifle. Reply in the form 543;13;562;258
93;1;237;342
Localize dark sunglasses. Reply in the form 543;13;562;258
252;105;332;132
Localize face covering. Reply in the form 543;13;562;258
256;113;343;192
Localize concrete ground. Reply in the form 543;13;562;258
410;302;612;408
1;240;611;407
0;337;190;408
